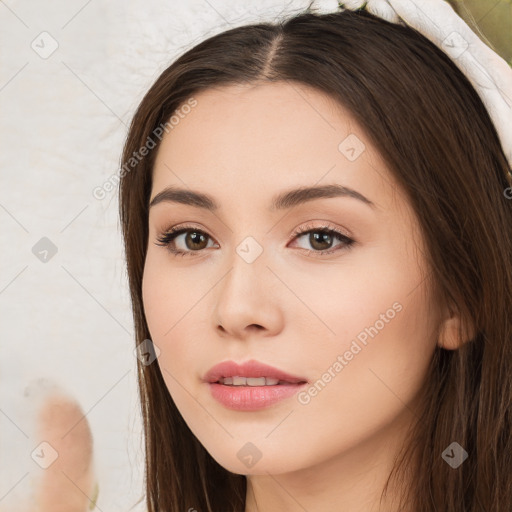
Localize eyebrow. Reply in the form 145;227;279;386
148;183;376;211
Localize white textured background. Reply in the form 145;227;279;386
0;1;313;509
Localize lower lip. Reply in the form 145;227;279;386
208;382;307;411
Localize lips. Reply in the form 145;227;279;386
204;360;308;411
203;360;308;385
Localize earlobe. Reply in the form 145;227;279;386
437;309;475;350
438;315;463;350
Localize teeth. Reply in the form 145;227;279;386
246;377;266;386
218;376;282;386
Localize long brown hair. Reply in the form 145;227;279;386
118;6;512;511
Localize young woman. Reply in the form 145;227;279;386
119;3;512;511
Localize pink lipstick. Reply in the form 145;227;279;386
203;360;308;411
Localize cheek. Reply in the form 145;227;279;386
285;242;428;348
141;252;208;386
142;254;169;339
293;243;438;407
142;257;211;443
142;251;195;338
321;273;436;413
288;281;436;468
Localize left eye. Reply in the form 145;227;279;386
155;225;355;257
291;228;354;254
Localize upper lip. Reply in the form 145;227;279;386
203;360;308;384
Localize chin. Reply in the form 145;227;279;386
205;445;301;476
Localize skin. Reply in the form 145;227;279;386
142;82;462;511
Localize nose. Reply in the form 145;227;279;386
212;252;284;340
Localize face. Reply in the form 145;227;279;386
142;82;442;476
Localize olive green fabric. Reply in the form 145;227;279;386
448;0;511;65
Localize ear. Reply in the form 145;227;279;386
437;306;475;350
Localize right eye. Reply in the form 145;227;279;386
155;225;219;257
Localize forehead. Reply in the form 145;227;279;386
156;81;353;162
151;81;397;213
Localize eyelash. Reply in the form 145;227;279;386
154;222;355;258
